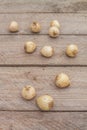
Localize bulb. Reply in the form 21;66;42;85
9;21;19;32
49;26;59;37
66;44;78;57
55;73;70;88
22;85;36;100
50;20;60;28
24;41;37;53
30;22;41;33
40;46;54;58
36;95;54;111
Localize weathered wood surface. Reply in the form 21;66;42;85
0;13;87;34
0;67;86;111
0;112;87;130
0;0;87;13
0;35;86;65
0;0;87;129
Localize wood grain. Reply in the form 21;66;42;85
0;35;86;65
0;0;87;129
0;111;86;130
0;112;11;130
0;13;87;34
0;0;87;13
0;67;86;111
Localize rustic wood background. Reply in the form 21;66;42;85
0;0;87;130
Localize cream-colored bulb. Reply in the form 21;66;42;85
30;22;41;33
40;46;54;58
9;21;19;32
49;26;59;37
22;85;36;100
36;95;54;111
50;20;60;28
55;73;70;88
24;41;37;53
66;44;78;57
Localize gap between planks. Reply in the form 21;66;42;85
0;34;87;36
0;110;87;112
10;11;86;14
0;65;87;67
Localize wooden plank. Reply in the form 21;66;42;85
0;112;11;130
0;13;87;34
0;112;87;130
0;35;86;65
0;67;87;111
0;0;87;13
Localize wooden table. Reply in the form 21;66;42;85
0;0;87;129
